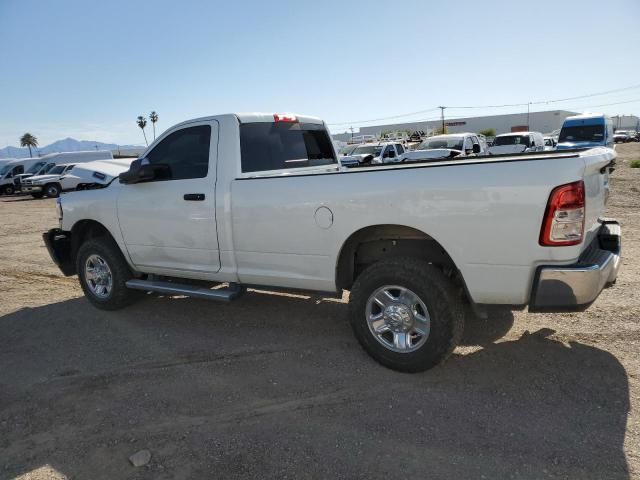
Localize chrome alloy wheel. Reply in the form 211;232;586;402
365;285;431;353
84;254;113;298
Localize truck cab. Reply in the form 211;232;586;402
556;114;614;150
487;132;545;155
0;158;47;195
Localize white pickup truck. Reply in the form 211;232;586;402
44;113;621;372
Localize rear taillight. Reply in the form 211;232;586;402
273;114;298;123
539;180;585;246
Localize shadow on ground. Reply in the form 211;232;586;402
0;291;629;479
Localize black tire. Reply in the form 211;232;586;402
44;183;61;198
31;192;44;199
2;184;15;196
348;258;464;373
76;237;141;310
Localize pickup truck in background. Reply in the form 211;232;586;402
487;131;545;155
21;163;77;198
43;113;621;372
400;133;487;162
340;141;406;167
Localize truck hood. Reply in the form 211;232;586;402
70;158;136;185
402;148;462;161
341;153;381;164
27;174;61;183
556;141;603;150
487;145;527;155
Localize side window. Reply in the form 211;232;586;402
65;165;76;173
383;145;395;158
530;135;536;147
11;165;24;177
464;136;473;150
395;144;405;154
146;125;211;180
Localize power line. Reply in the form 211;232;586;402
532;84;640;105
328;83;640;127
327;107;440;126
562;97;640;110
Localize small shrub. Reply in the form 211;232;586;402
630;160;640;168
479;128;496;137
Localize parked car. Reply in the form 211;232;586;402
543;136;557;151
400;133;485;162
487;132;545;155
12;150;113;191
341;142;405;166
613;130;631;143
20;163;78;198
44;112;621;373
556;114;614;150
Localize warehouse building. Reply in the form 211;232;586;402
331;109;578;142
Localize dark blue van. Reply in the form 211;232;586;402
556;114;614;150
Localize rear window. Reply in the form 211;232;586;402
493;135;531;147
240;122;336;173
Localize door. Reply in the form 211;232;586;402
382;145;396;163
117;121;220;275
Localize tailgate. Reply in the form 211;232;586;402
581;147;616;247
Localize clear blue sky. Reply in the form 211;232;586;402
1;0;639;147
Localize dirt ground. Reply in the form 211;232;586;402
1;144;639;479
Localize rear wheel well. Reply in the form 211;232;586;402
336;225;461;292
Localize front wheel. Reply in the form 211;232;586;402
44;183;61;198
77;237;142;310
1;184;15;196
348;258;464;372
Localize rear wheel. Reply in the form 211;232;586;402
44;183;61;198
77;237;141;310
348;258;464;372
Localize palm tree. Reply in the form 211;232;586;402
20;133;38;157
150;111;159;140
136;116;148;146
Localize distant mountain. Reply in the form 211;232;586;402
0;137;144;159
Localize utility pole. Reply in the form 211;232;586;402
349;126;354;142
438;106;446;133
527;102;531;129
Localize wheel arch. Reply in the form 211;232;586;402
70;219;119;261
335;224;471;301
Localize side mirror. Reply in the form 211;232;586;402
472;143;481;154
119;159;171;184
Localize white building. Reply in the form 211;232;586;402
611;115;640;131
331;109;578;142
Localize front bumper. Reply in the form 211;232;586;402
43;229;75;276
529;220;621;312
22;185;43;193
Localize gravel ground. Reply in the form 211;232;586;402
1;144;639;479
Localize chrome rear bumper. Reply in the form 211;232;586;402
529;221;621;312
